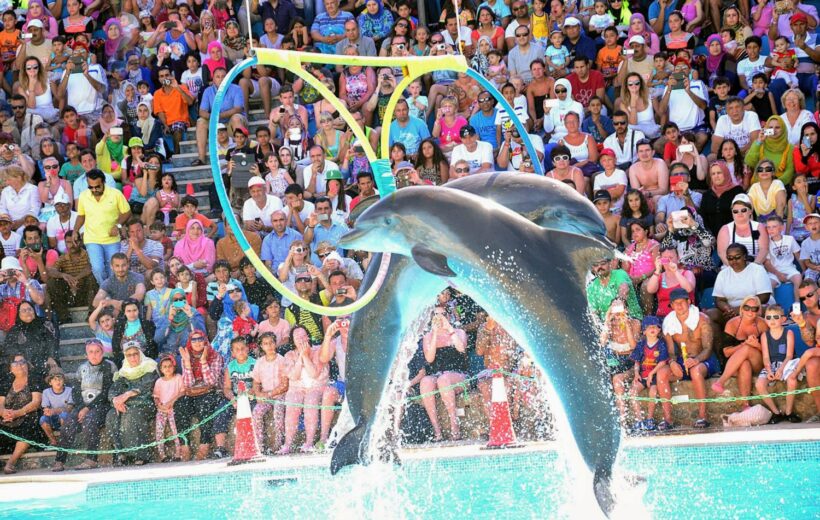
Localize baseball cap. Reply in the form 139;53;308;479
225;283;239;292
128;137;144;148
394;161;414;172
803;213;820;224
325;169;343;181
0;213;12;223
563;17;581;27
139;9;152;18
628;35;646;46
53;192;70;205
642;316;662;329
731;193;752;206
248;176;266;188
1;257;21;272
324;251;343;263
669;288;689;302
459;125;477;138
216;123;227;131
600;148;616;158
791;12;809;24
593;190;611;202
27;19;44;29
122;340;143;352
234;126;249;136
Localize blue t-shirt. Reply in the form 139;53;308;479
478;0;511;23
261;227;303;272
389;117;431;156
311;11;354;54
470;109;499;149
648;1;676;34
200;84;245;122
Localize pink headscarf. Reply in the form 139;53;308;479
709;160;738;197
24;0;58;39
103;18;125;58
705;34;726;75
173;220;215;272
627;13;659;54
203;41;227;75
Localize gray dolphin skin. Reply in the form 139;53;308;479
332;174;620;516
331;174;610;478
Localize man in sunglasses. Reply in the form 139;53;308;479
497;121;545;172
789;280;820;422
469;91;499;151
504;1;532;50
507;26;543;84
8;94;43;156
587;255;642;321
450;125;493;176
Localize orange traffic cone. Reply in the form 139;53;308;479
485;373;520;449
228;381;265;465
186;182;195;196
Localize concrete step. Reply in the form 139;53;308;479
59;337;92;359
59;355;86;374
59;322;93;341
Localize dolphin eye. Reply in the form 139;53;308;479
384;217;393;226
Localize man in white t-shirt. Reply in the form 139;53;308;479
441;14;472;53
57;43;107;124
283;184;315;234
592;149;628;214
242;177;283;236
711;97;761;155
450;125;494;175
0;213;20;257
658;58;708;150
736;36;768;92
302;145;338;200
46;192;80;254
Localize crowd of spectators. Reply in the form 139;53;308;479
0;0;818;474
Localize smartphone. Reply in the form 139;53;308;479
278;107;286;113
671;72;685;90
335;288;347;296
611;302;625;314
793;302;802;314
803;136;812;148
110;127;123;137
294;265;308;274
764;129;775;137
678;143;695;154
671;209;689;229
317;214;330;222
164;21;176;30
543;99;559;110
230;153;253;187
71;56;84;74
21;33;32;40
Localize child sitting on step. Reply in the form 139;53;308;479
628;316;665;432
756;306;801;423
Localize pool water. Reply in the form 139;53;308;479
2;442;819;519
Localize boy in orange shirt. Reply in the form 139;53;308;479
0;11;20;88
596;26;622;89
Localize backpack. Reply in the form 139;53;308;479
0;283;26;332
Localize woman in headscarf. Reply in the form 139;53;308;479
701;34;736;90
94;114;129;184
201;40;235;87
626;13;660;55
156;288;206;354
111;299;158;366
469;35;491;77
721;6;753;49
2;301;57;387
700;160;744;236
0;353;45;474
208;282;255;362
105;341;156;465
357;0;394;46
608;0;632;35
221;20;247;63
23;0;58;39
103;18;128;64
543;78;584;144
173;220;216;276
92;103;125;143
117;81;140;131
134;101;161;149
745;115;796;186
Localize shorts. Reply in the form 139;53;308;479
675;354;720;381
39;411;71;429
768;267;800;287
685;123;711;136
168;121;187;133
605;350;633;376
331;380;346;399
758;358;801;380
637;374;657;388
250;77;282;99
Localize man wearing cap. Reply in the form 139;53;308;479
0;213;21;257
243;176;284;235
508;25;544;84
655;167;703;236
388;99;429;160
304;196;349;256
563;16;596;63
153;66;194;155
302;145;338;200
14;19;51;69
587;255;643;321
593;148;628;213
616;36;654;88
659;59;709;150
58;42;107;124
657;287;718;429
593;190;621;244
0;256;45;321
74;169;132;285
768;12;820;111
450;125;494;176
194;67;247;167
46;231;96;324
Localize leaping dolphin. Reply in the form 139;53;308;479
339;184;620;516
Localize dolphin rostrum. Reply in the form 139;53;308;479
335;176;620;515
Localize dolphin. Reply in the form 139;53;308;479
338;185;620;516
331;174;611;478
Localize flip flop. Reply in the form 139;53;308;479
693;418;709;429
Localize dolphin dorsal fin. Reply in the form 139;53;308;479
411;245;457;277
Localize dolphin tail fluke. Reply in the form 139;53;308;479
330;418;368;475
593;465;616;518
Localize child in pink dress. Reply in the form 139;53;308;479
153;354;184;462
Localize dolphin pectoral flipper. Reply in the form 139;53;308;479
331;417;368;475
411;245;456;277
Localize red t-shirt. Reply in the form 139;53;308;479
567;70;605;108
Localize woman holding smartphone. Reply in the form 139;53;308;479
419;305;468;442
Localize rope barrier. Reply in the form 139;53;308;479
0;374;816;455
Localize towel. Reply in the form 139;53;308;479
662;305;701;336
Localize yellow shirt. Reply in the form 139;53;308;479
77;186;130;245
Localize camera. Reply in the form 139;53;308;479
395;43;405;51
381;73;390;81
611;302;624;314
279;107;286;113
172;300;186;309
395;169;412;189
71;56;84;73
764;129;775;137
436;43;446;51
335;288;347;296
21;33;32;40
163;78;172;86
671;209;689;229
622;49;634;56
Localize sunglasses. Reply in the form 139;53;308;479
44;164;59;170
554;88;567;94
431;39;443;43
613;121;627;126
11;105;25;110
627;81;640;86
191;336;206;342
553;155;570;162
514;6;527;10
396;23;408;27
433;311;446;316
732;208;749;214
741;305;760;312
801;291;816;301
11;360;27;365
764;314;782;320
317;252;331;258
25;65;39;70
173;298;185;302
478;97;492;102
229;288;242;293
757;166;774;173
726;255;745;261
516;32;529;37
296;277;312;283
455;167;470;173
